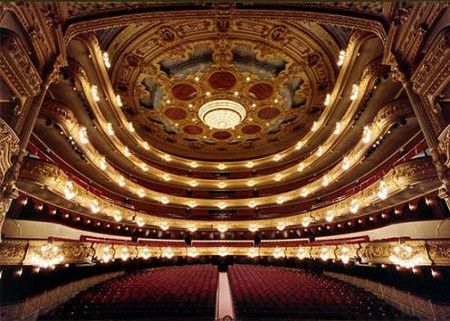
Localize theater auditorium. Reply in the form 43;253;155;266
0;2;449;320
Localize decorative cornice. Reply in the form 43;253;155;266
0;28;42;99
1;238;448;266
0;118;19;186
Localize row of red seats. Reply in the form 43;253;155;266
44;265;218;320
228;265;416;320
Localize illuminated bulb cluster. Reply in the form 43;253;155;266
137;188;145;198
248;223;259;232
276;196;285;205
113;210;122;222
187;224;197;232
273;247;284;259
217;163;226;170
31;244;64;269
316;146;324;156
302;216;312;227
117;175;126;187
99;156;107;171
160;221;170;231
128;122;135;132
339;246;350;264
311;121;319;131
377;180;388;200
106;123;114;136
273;154;282;162
187;201;197;208
322;175;330;187
189;161;198;168
337;49;346;66
390;244;423;269
297;162;305;172
246;180;256;187
102;52;111;68
188;247;198;257
362;126;372;144
163;247;174;259
326;210;334;222
217;202;227;210
188;180;198;187
324;94;331;106
162;154;172;162
217;224;228;233
334;122;342;135
141;248;151;260
161;197;169;205
90;200;101;213
350;84;359;101
320;247;329;261
116;95;123;107
123;146;131;157
218;247;228;257
142;142;150;150
79;127;89;144
162;174;171;182
121;248;129;261
248;200;258;208
246;161;255;168
295;141;303;150
64;181;77;200
349;199;359;213
274;174;283;182
342;157;350;170
297;247;307;260
301;188;309;198
248;247;259;258
91;85;100;102
277;221;286;231
217;182;227;189
135;217;145;227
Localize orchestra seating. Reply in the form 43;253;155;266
228;264;416;320
43;265;218;320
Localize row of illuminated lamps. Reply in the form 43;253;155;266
100;243;424;270
61;179;388;232
75;114;375;209
97;49;353;170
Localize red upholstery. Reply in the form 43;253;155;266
45;265;218;320
228;265;416;320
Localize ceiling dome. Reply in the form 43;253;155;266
198;100;247;130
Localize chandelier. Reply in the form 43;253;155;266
198;100;246;129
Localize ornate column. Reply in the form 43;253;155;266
393;65;450;205
0;60;61;241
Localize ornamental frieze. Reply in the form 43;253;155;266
0;119;20;186
0;29;42;99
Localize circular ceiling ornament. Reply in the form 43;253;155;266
208;71;237;90
172;84;197;100
164;107;187;120
212;131;233;140
258;107;281;119
248;83;274;101
183;125;203;135
241;124;262;134
198;100;247;130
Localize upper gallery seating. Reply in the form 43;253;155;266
228;264;416;320
43;265;218;320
